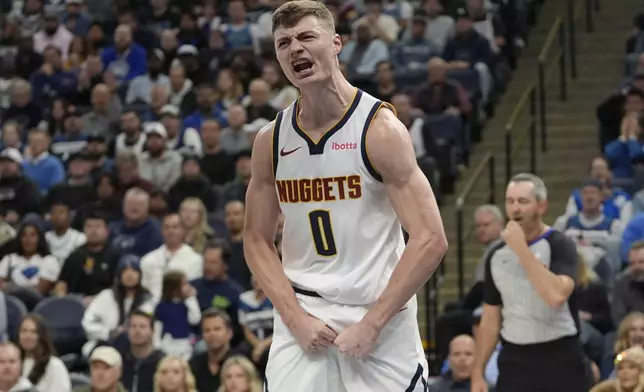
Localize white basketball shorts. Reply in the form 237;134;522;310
264;293;429;392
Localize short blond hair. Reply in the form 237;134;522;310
272;0;335;33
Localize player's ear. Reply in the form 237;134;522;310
332;33;342;55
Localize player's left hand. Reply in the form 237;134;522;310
501;220;527;253
334;320;380;359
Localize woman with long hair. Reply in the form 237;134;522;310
218;356;263;392
18;315;71;391
216;68;245;111
592;346;644;392
154;355;197;392
0;223;59;306
179;198;215;254
81;255;156;356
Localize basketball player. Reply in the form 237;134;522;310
243;1;447;391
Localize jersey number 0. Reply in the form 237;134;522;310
308;210;337;257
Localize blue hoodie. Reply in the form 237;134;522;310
109;218;163;257
621;213;644;262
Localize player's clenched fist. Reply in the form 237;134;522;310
291;313;337;352
470;374;488;392
334;320;380;359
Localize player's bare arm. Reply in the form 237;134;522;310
501;222;575;308
471;304;501;392
243;123;337;351
335;108;448;357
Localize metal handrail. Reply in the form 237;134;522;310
454;152;496;298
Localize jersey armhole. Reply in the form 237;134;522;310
360;101;396;183
271;111;284;180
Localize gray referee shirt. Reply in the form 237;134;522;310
484;229;580;344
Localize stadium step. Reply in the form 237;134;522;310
418;0;640;341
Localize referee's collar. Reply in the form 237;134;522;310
527;228;554;246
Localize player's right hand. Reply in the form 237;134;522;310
291;313;337;353
470;375;488;392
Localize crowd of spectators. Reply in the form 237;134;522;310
0;0;534;390
425;10;644;391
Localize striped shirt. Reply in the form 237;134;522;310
484;229;580;344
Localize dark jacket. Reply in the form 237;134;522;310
167;175;217;212
119;348;165;392
0;175;42;218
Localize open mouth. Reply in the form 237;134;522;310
291;59;313;74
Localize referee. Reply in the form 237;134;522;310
471;174;591;392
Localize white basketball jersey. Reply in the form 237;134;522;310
273;89;406;306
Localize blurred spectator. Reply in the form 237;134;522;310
86;136;114;181
466;0;506;54
154;271;201;359
176;45;204;85
0;122;24;153
100;24;147;85
443;8;493;104
613;241;644;323
183;83;227;132
189;310;241;392
167;156;217;212
126;49;170;105
118;310;165;392
222;200;250;290
117;9;159;50
566;157;633;222
597;87;644;150
22;129;65;195
429;335;484;392
46;151;97;211
149;189;169;220
138;122;183;192
18;315;71;391
604;112;644;180
219;356;263;392
29;45;78;108
0;342;38;392
220;0;259;53
33;12;74;59
54;211;119;300
414;58;472;116
467;204;503;308
215;69;245;112
221;105;252;156
114;153;154;195
72;173;122;230
80;83;122;137
86;22;107;54
371;61;401;102
0;148;42;224
140;213;203;300
167;63;195;115
200;119;236;186
392;17;439;77
261;62;299;110
353;0;399;44
81;255;155;357
179;198;215;254
4;79;42;132
154;356;198;392
591;346;644;392
415;0;455;51
554;180;625;270
621;214;644;263
45;202;86;263
239;275;273;367
14;37;43;82
198;28;227;80
142;84;171;122
111;108;146;157
109;188;163;257
0;223;59;300
243;79;278;123
220;153;251;208
160;105;203;156
340;23;389;83
51;108;89;160
61;0;92;37
78;346;126;392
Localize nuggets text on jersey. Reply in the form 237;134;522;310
275;175;362;203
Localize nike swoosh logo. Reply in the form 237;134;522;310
280;146;302;156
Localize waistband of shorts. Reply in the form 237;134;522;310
292;285;323;298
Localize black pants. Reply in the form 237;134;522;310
496;336;592;392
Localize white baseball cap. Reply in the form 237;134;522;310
89;346;122;367
0;148;23;164
145;122;167;139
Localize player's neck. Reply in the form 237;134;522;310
298;76;355;128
